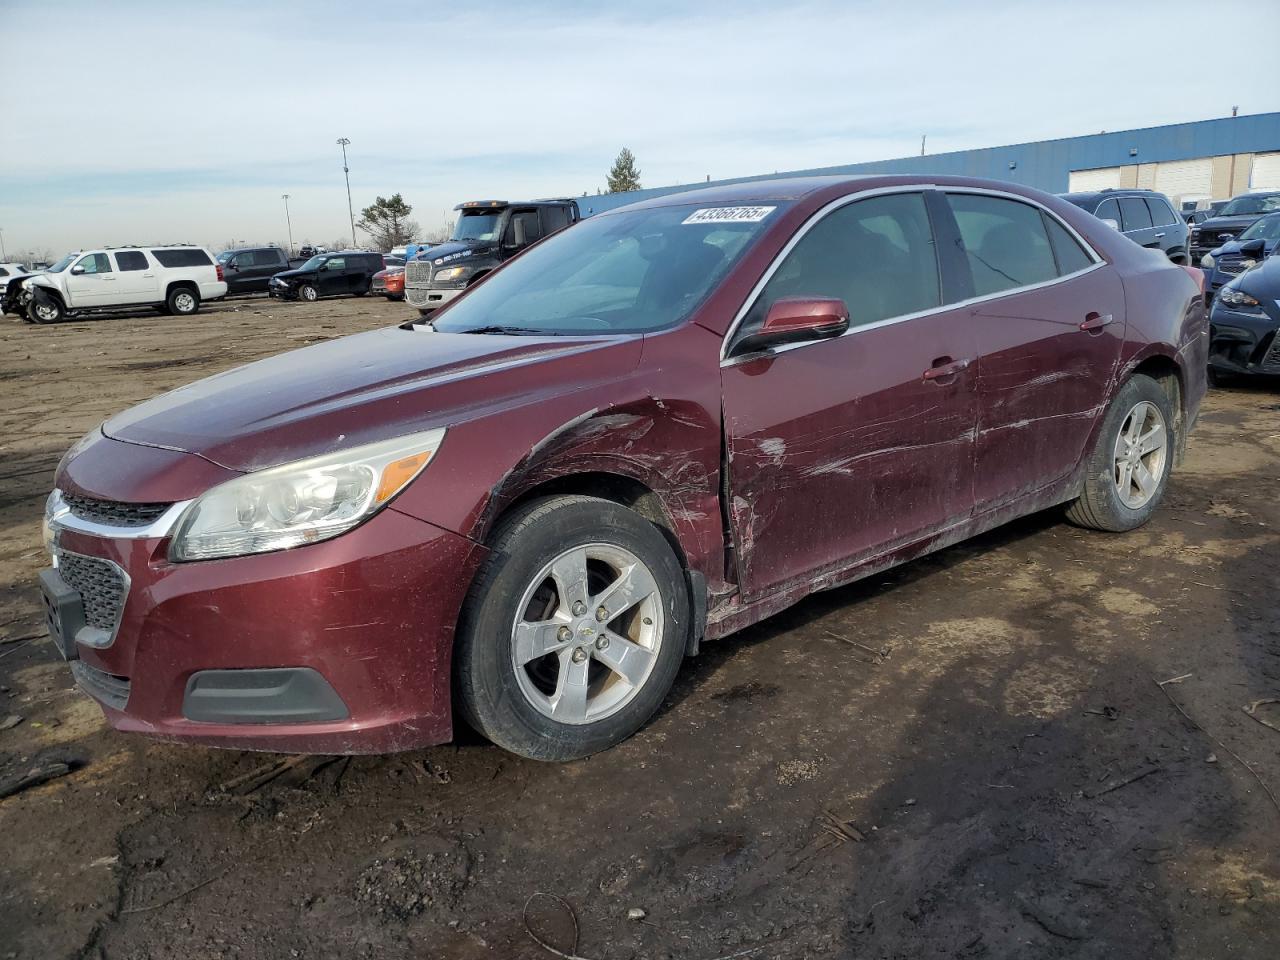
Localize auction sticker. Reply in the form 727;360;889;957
682;206;776;225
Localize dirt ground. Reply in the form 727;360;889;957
1;295;1278;960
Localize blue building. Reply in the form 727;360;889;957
576;112;1280;217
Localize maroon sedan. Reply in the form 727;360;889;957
40;176;1207;760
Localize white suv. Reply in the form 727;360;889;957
18;246;227;324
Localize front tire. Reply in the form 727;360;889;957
455;495;689;761
27;298;64;324
1066;374;1174;532
299;284;319;302
167;287;200;316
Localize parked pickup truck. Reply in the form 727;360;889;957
216;247;306;295
6;246;226;324
404;199;580;314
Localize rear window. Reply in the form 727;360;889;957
150;248;212;268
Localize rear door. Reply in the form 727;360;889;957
942;191;1124;512
1118;196;1158;249
111;250;159;301
1145;197;1184;259
721;190;977;599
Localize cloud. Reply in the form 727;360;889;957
0;0;1272;252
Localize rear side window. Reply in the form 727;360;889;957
115;251;149;271
1095;198;1120;223
1118;197;1153;231
741;191;941;334
947;194;1056;296
507;210;544;246
1043;216;1094;275
151;248;212;268
325;257;346;270
1146;198;1178;227
540;205;571;234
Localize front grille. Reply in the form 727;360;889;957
371;277;386;291
71;660;130;711
1262;333;1280;372
57;552;127;632
63;493;170;528
404;260;433;284
1217;257;1246;276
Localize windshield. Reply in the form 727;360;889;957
1218;194;1280;217
430;203;784;336
452;210;503;242
298;255;327;271
1238;214;1280;242
48;254;76;273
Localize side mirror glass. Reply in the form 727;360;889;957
1100;218;1120;231
732;297;850;357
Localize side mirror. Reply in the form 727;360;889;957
70;265;86;275
732;297;850;357
1100;218;1121;231
1239;238;1266;256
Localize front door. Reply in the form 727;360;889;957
941;191;1125;511
318;257;346;295
66;253;121;306
721;191;977;600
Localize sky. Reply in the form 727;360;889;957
1;0;1277;259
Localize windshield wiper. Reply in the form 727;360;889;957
457;324;550;336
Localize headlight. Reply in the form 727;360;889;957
169;427;446;561
1218;287;1260;308
434;266;471;282
1200;253;1215;269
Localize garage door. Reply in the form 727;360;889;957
1153;158;1212;206
1069;167;1122;192
1251;153;1280;190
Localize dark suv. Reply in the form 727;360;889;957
268;251;384;302
1189;191;1280;264
1060;189;1190;264
216;247;293;295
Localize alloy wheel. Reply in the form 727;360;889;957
511;543;664;725
1112;400;1168;509
174;292;195;313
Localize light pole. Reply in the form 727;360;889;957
336;138;356;248
0;227;6;261
281;194;294;254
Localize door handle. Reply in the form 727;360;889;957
922;357;970;382
142;273;155;278
102;276;116;281
1154;232;1166;238
1080;312;1114;333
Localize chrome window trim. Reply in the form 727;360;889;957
720;184;1106;366
47;488;192;541
53;547;131;650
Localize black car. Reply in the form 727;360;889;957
268;251;384;302
1208;251;1280;380
1059;189;1190;264
216;247;295;295
1190;191;1280;264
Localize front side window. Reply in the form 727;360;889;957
115;251;149;271
1118;197;1153;231
323;257;346;271
541;205;571;234
738;192;940;339
947;193;1056;296
1094;198;1121;223
431;203;779;336
76;253;111;275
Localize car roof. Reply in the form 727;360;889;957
1060;189;1163;203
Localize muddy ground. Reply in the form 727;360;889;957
0;295;1277;960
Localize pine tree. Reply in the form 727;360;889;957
356;194;421;251
606;148;642;193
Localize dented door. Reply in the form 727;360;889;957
722;314;977;600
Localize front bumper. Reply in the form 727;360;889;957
1208;303;1280;376
43;505;487;753
405;285;462;310
267;280;297;300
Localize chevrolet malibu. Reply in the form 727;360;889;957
40;176;1208;761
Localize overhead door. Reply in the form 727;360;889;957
1251;153;1280;190
1069;167;1122;192
1153;158;1212;206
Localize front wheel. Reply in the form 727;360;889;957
27;298;64;324
455;495;689;761
167;287;200;316
298;284;318;302
1066;374;1174;532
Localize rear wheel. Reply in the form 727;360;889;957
27;298;63;324
167;287;200;316
1066;374;1174;532
299;284;318;302
455;495;689;761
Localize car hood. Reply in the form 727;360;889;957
1211;237;1280;257
270;267;316;282
1197;214;1265;235
102;327;642;473
410;240;495;266
1232;252;1280;300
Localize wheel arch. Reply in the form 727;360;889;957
164;279;198;299
1127;351;1186;464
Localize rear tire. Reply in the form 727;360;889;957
1065;374;1175;532
299;284;318;302
27;298;63;324
455;495;689;761
167;287;200;316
